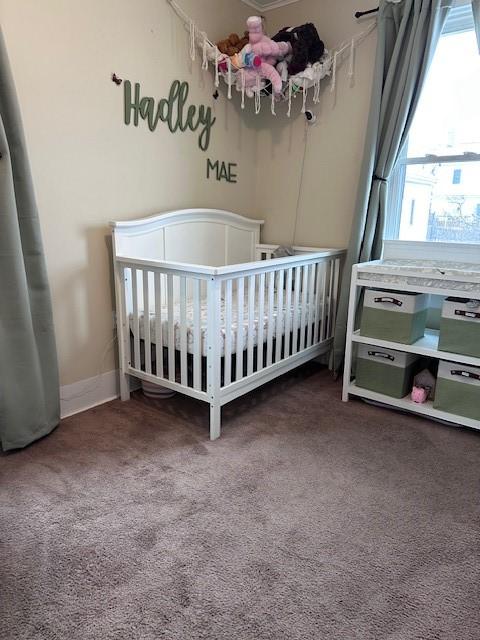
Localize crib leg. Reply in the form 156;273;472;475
120;372;130;401
209;404;221;440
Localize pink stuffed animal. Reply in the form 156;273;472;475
411;386;429;404
242;16;291;95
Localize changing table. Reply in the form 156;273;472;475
342;240;480;431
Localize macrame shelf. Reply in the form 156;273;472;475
167;0;376;117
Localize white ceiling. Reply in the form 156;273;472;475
241;0;302;12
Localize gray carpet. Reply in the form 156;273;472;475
1;364;479;640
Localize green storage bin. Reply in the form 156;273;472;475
433;360;480;421
360;289;428;344
356;344;420;399
438;297;480;358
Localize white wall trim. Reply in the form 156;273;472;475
60;370;119;418
241;0;302;12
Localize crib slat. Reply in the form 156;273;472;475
275;269;284;362
257;272;265;371
292;266;301;354
266;270;275;367
167;274;175;382
331;258;340;337
324;260;331;339
306;264;315;348
247;275;255;376
122;267;132;368
224;279;233;386
142;270;151;374
314;262;324;344
180;277;187;386
236;277;245;381
193;279;201;390
320;260;330;341
323;262;332;340
131;268;140;369
284;267;292;357
327;259;335;337
154;272;163;378
299;265;309;351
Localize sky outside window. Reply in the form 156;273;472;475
407;28;480;158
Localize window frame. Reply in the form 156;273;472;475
386;3;479;243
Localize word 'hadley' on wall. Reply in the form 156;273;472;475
123;80;216;151
207;159;237;183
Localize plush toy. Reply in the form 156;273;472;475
412;369;437;401
216;32;249;57
243;16;291;95
218;47;261;73
411;386;429;404
272;23;325;76
235;67;266;98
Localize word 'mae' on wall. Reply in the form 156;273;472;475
207;159;237;183
123;80;216;151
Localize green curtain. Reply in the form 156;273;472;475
0;28;60;450
333;0;452;372
472;0;480;52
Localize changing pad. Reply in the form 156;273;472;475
357;258;480;294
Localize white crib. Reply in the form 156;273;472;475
111;209;345;439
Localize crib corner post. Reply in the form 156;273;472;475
119;373;131;401
206;275;222;440
113;248;131;403
209;404;221;440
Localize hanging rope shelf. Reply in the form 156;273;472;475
167;0;376;116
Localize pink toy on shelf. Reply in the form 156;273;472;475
411;368;436;403
411;386;429;404
242;16;291;95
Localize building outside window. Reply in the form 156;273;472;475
452;168;462;185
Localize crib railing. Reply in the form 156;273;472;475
116;260;211;401
115;249;344;434
256;243;338;261
219;260;331;386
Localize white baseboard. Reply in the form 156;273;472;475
60;370;140;419
60;370;119;418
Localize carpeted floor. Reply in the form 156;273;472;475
1;364;479;640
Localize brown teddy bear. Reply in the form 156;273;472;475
216;32;249;57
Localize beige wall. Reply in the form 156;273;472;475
0;0;258;386
254;0;376;248
0;0;376;389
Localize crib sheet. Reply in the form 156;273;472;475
129;295;320;357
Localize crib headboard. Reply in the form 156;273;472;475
111;208;264;267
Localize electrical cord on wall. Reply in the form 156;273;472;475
60;334;118;402
291;120;310;246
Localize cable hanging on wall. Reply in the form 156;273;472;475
166;0;376;117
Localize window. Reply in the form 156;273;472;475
409;199;416;225
388;3;480;243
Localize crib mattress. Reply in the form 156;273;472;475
129;296;320;357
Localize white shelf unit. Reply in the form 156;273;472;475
352;329;480;369
342;241;480;432
347;383;480;431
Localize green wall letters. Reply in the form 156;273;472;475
123;79;216;152
207;159;238;183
